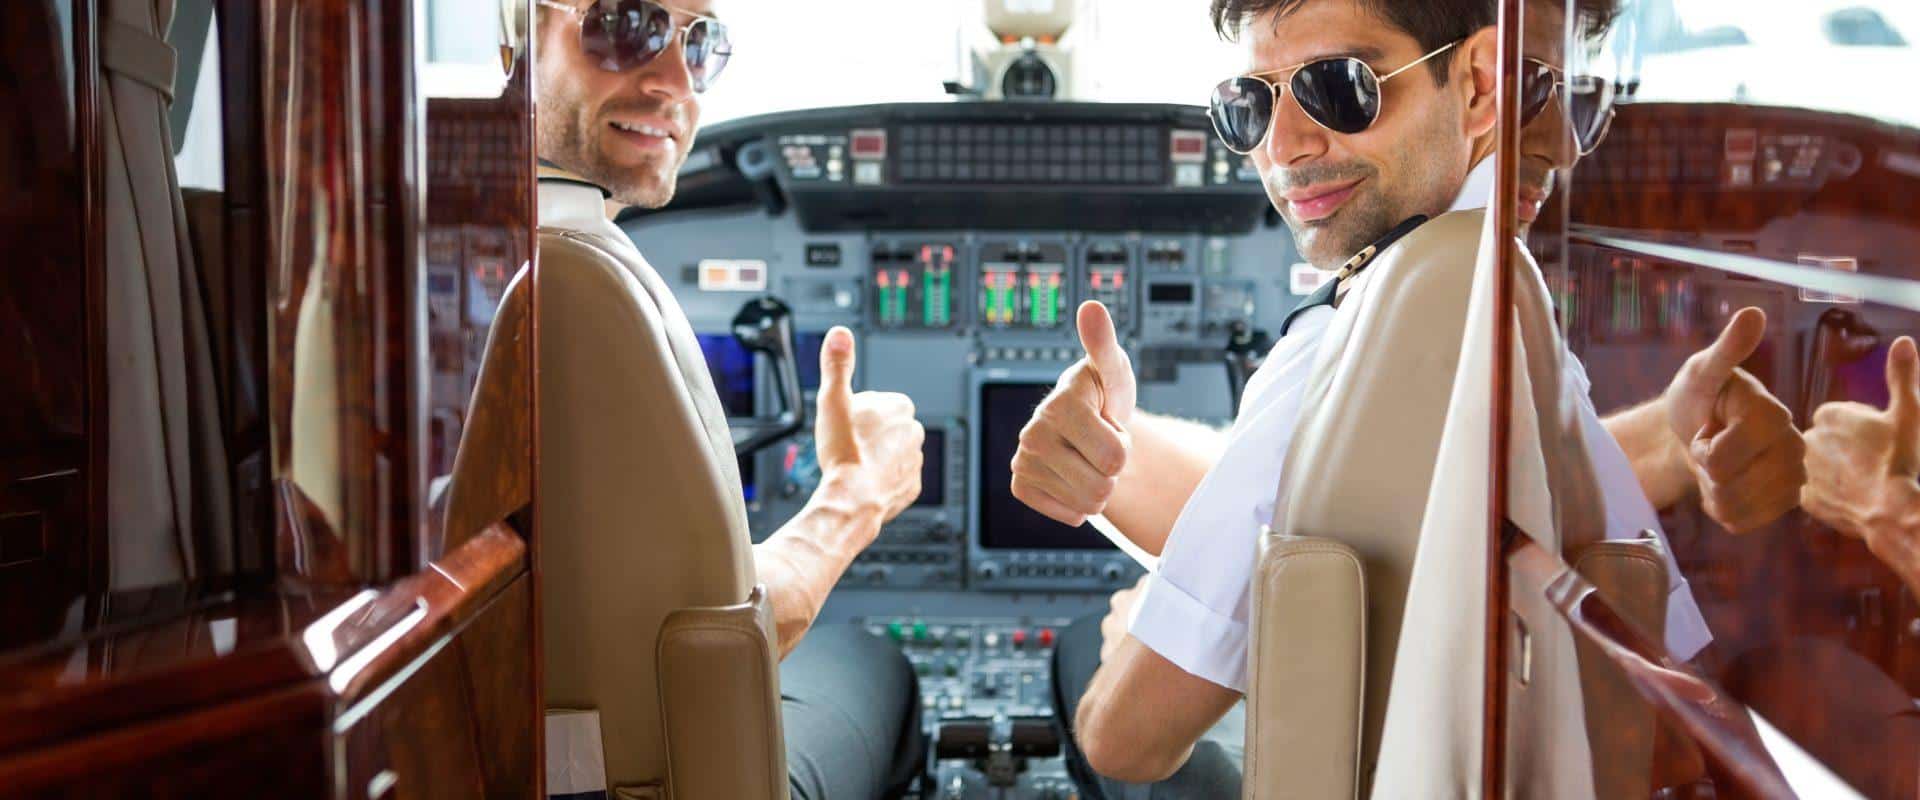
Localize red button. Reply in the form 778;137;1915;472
1011;629;1028;648
1039;628;1055;647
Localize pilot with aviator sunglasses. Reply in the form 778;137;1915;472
1015;0;1804;795
534;2;929;798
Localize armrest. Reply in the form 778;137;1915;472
1244;532;1366;800
1568;534;1671;800
655;585;790;800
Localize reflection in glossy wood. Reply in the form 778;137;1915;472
1566;100;1920;796
0;0;102;654
261;0;425;587
0;0;543;795
1509;536;1793;798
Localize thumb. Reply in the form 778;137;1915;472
1888;336;1919;473
817;326;857;438
1694;307;1768;394
1076;301;1135;423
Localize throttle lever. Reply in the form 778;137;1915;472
730;297;808;457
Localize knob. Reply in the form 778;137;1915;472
1101;562;1126;583
976;561;1002;581
928;523;954;542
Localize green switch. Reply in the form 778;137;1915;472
912;621;929;642
887;620;904;642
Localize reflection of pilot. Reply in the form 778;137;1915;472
533;3;928;798
1804;336;1920;593
1013;0;1803;794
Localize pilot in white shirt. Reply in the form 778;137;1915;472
1129;158;1713;692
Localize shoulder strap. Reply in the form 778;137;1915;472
1275;215;1431;338
1266;214;1433;528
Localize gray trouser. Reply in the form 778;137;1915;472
781;624;925;800
1051;614;1245;799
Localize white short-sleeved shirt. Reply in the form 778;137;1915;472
1128;159;1712;692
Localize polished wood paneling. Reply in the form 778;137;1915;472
425;61;537;558
1;0;542;794
0;0;103;652
215;0;275;578
260;0;426;586
0;526;533;792
1570;102;1920;282
1563;100;1920;796
341;576;539;800
0;683;331;798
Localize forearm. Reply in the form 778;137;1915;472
752;475;884;659
1603;397;1695;511
1104;411;1227;556
1075;637;1239;783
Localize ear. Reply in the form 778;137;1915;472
1458;25;1501;141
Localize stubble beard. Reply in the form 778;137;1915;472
1272;160;1394;270
1276;106;1469;270
537;96;680;209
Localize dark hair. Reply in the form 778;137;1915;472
1209;0;1496;84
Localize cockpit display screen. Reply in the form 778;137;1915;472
915;429;946;508
697;334;755;418
796;331;827;391
977;383;1118;550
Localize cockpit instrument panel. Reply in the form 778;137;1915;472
872;242;961;329
626;102;1306;602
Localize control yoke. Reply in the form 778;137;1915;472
730;297;808;457
1224;320;1274;415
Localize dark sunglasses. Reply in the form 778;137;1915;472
1209;46;1620;157
1519;58;1616;156
538;0;732;92
1208;41;1461;153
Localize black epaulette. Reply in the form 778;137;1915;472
1277;214;1430;336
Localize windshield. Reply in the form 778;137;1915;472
700;0;1247;125
1627;0;1920;127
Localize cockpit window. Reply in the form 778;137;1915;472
1825;7;1907;47
1625;0;1919;127
699;0;1244;125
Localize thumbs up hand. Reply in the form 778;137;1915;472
1663;307;1805;532
1011;302;1137;527
813;326;924;526
1804;337;1920;592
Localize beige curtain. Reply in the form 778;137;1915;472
99;0;232;590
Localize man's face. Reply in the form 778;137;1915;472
535;0;714;208
1244;0;1486;269
1517;1;1576;234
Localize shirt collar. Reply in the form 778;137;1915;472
537;167;632;244
1450;155;1496;212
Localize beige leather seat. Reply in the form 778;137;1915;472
450;176;787;800
1245;210;1667;799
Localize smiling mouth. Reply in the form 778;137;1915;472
1286;179;1363;223
610;120;674;139
1516;187;1550;224
606;119;678;155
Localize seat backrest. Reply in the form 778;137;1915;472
1249;210;1668;798
523;219;786;800
1258;211;1485;787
